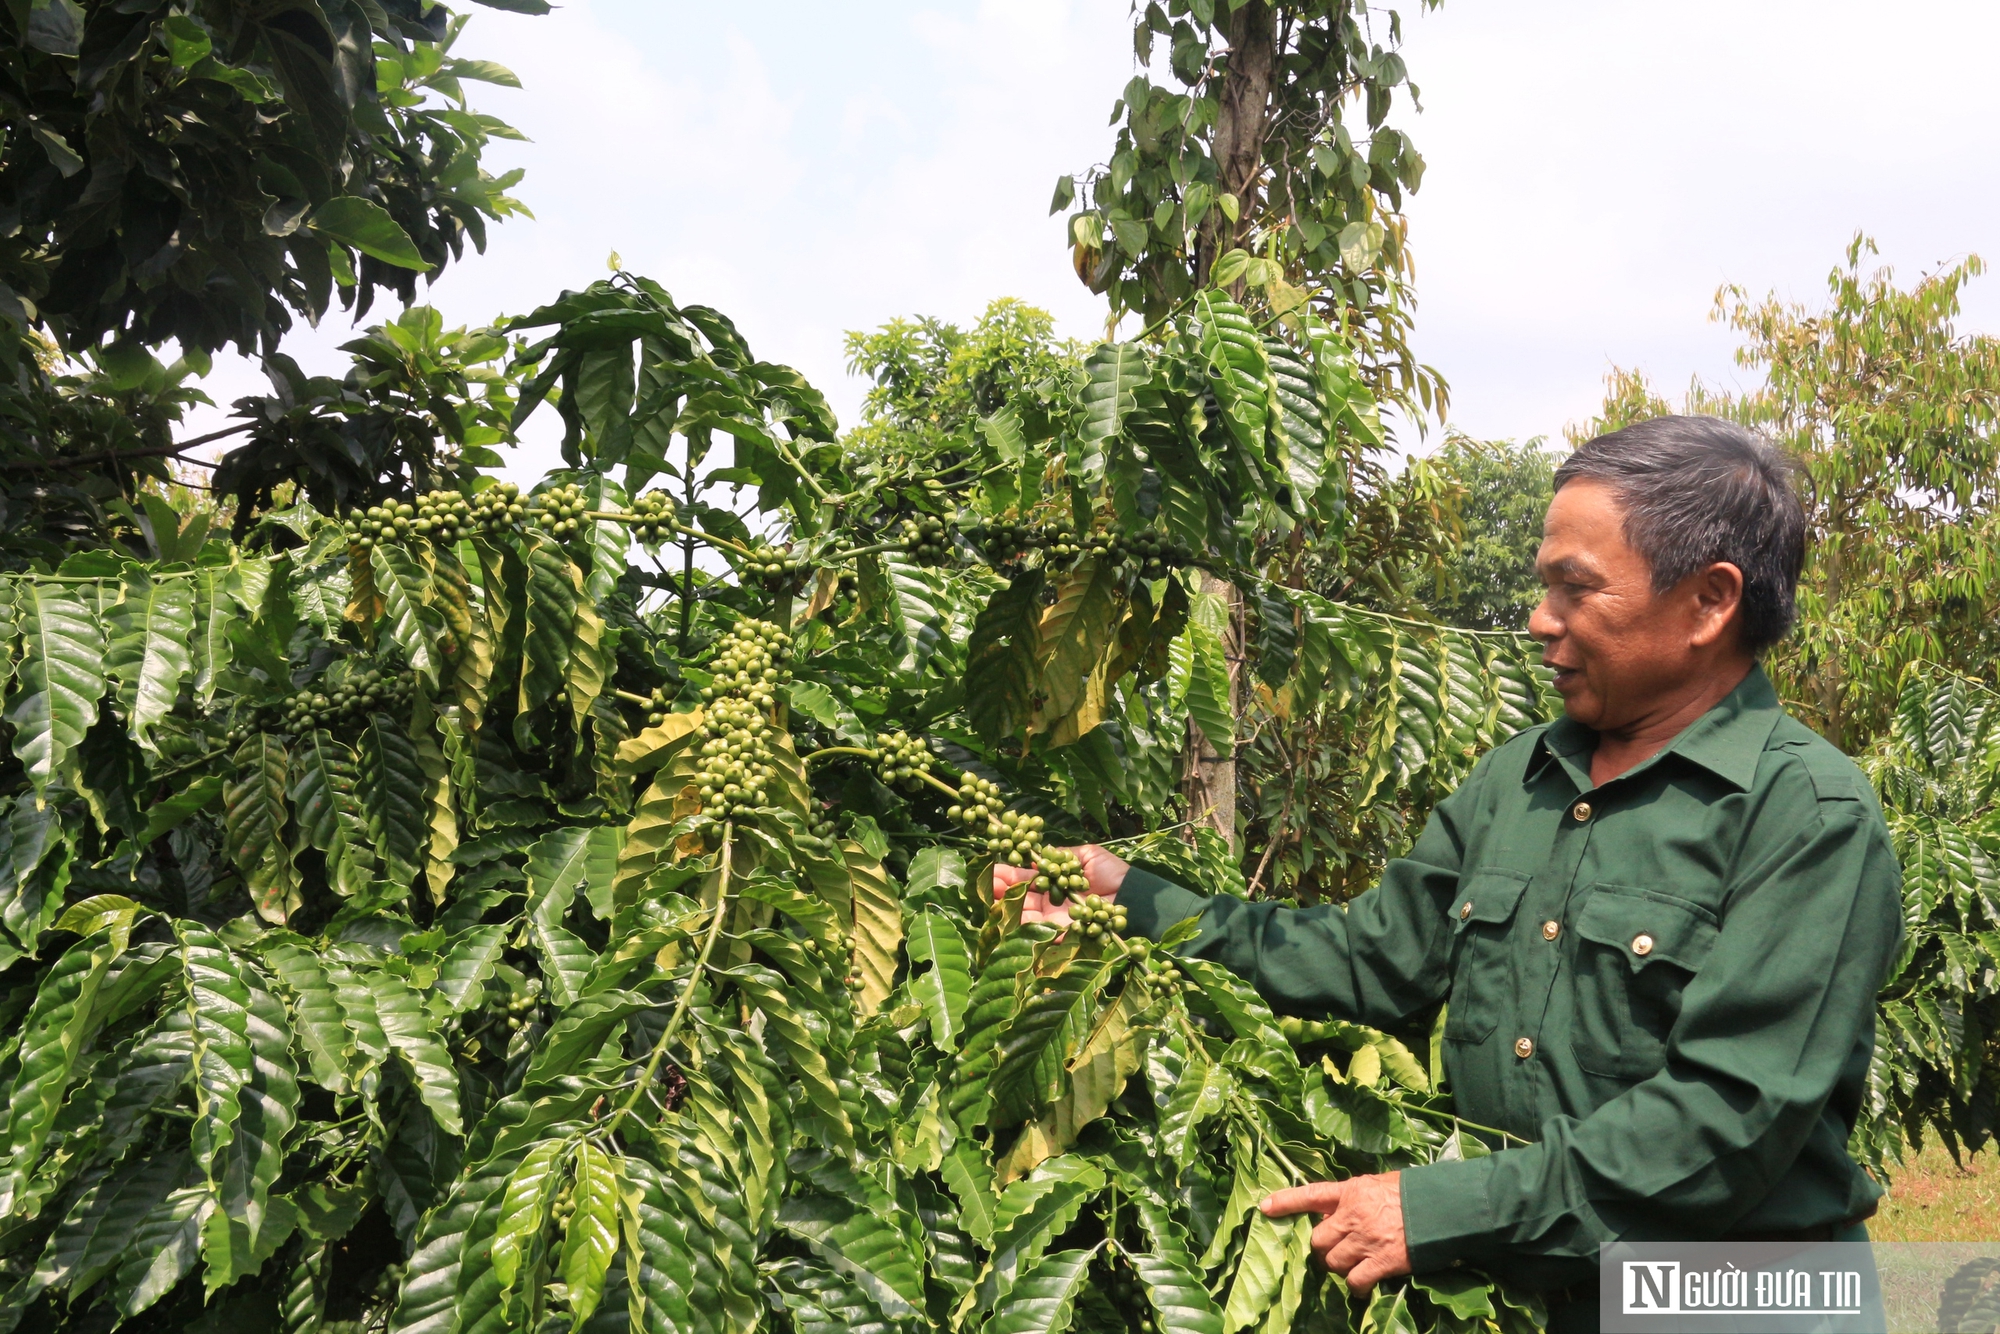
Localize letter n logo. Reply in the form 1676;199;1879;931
1623;1261;1681;1314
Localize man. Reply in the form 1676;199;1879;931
997;416;1902;1334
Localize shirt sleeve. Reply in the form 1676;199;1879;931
1397;794;1903;1268
1116;761;1480;1029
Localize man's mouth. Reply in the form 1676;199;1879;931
1544;662;1581;690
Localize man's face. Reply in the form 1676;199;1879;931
1528;479;1704;732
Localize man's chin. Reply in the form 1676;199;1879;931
1554;682;1599;725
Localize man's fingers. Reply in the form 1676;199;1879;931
1309;1214;1350;1256
1260;1182;1345;1218
991;864;1035;901
1319;1229;1373;1280
1018;889;1074;926
1343;1255;1397;1296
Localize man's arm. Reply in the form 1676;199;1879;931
1009;758;1485;1030
1396;795;1901;1266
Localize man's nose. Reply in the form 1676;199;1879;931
1527;594;1560;642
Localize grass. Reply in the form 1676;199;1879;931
1871;1142;2000;1242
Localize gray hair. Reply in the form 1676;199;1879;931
1553;415;1806;653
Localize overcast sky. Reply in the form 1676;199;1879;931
184;0;2000;469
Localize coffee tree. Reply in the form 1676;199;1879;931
0;268;1560;1331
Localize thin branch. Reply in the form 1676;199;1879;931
608;821;734;1133
0;421;253;474
803;746;877;765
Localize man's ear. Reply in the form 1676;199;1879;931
1686;561;1745;650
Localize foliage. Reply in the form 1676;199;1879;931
0;0;535;355
0;0;538;551
0;269;1561;1331
1398;437;1554;634
1058;0;1445;417
1234;617;1553;904
1571;236;2000;752
210;303;523;534
842;301;1084;465
1856;666;2000;1170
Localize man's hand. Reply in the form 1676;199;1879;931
992;844;1130;925
1260;1174;1410;1295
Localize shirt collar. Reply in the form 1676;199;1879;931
1526;664;1783;794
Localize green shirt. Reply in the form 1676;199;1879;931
1118;666;1902;1280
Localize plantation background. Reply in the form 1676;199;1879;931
1;2;1998;1332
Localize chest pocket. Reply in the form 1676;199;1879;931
1569;885;1720;1080
1442;868;1532;1044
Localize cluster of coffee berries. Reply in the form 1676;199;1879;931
341;501;416;552
1140;949;1187;994
959;519;1192;577
960;519;1038;566
500;989;539;1032
898;516;952;565
794;811;841;856
695;697;775;819
873;730;933;789
842;961;866;992
641;686;673;728
413;485;520;543
1035;847;1091;906
946;773;1004;827
530;483;590;538
697;619;792;708
1101;1253;1157;1331
1085;530;1195;581
223;667;418;744
983;808;1046;866
1068;889;1129;937
965;519;1085;565
628;490;674;544
741;542;807;588
553;1181;577;1227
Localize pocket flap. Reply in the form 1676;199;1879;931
1447;868;1531;932
1574;885;1719;972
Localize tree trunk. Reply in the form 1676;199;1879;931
1181;8;1274;853
1193;0;1277;288
1183;572;1245;851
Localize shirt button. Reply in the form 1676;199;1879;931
1459;901;1473;920
1572;801;1592;821
1542;920;1561;941
1514;1037;1535;1059
1632;933;1655;956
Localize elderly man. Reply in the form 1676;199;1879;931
999;416;1902;1334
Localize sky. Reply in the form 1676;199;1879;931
181;0;2000;470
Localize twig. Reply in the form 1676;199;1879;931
803;746;876;765
829;539;902;562
914;769;961;799
0;421;254;474
608;821;734;1131
1244;791;1294;899
1391;1099;1530;1148
0;569;201;584
770;435;835;504
586;512;755;559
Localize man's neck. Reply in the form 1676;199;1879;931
1588;658;1755;787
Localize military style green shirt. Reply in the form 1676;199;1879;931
1118;667;1902;1280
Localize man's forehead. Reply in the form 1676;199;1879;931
1536;550;1600;580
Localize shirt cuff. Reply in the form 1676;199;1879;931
1115;866;1211;942
1399;1155;1498;1272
